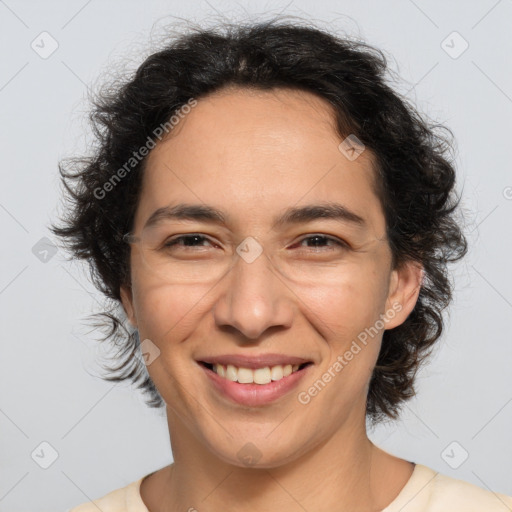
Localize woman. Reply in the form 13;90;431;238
54;19;512;512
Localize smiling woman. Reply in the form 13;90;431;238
51;18;511;512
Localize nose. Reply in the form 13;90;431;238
212;247;294;341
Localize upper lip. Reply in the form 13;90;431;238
197;353;312;369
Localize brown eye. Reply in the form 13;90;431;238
163;234;216;249
295;234;349;250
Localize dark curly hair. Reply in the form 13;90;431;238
51;18;467;425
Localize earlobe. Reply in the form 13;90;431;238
120;285;137;328
384;261;423;330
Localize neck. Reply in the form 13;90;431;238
142;407;411;512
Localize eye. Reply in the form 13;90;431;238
163;234;218;250
160;233;349;253
292;234;349;252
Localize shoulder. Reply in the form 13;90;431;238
395;464;512;512
427;468;512;511
66;475;148;512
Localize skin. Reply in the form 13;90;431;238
121;86;423;512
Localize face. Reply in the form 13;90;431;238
121;87;421;468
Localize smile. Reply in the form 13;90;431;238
198;358;314;407
200;362;312;385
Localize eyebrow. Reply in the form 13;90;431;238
143;202;366;230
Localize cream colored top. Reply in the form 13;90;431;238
67;463;512;511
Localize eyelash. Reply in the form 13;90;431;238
163;234;349;252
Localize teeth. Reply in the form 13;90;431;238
216;364;226;378
253;367;271;384
211;362;305;384
237;367;254;384
225;364;237;382
270;365;283;380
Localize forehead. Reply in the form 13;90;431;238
136;87;385;235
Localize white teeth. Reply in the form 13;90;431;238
237;367;254;384
253;367;271;384
225;364;237;382
211;362;305;384
270;365;283;381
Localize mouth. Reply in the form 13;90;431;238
198;361;313;385
197;359;314;407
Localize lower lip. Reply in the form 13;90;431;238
200;363;312;407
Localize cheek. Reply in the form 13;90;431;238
132;281;211;344
295;275;386;416
295;259;390;402
299;261;390;344
131;281;213;411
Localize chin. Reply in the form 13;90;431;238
205;433;309;470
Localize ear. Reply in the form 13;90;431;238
120;285;137;328
383;261;424;330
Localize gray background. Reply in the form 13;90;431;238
1;0;511;510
